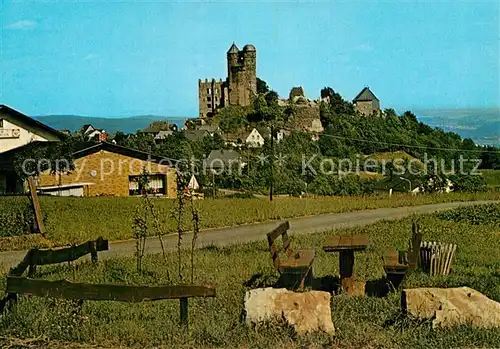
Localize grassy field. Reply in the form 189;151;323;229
0;191;498;251
481;169;500;188
0;204;499;348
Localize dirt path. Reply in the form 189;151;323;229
0;200;497;270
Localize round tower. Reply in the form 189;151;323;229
242;44;257;95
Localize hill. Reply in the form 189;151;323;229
34;114;189;134
414;108;500;146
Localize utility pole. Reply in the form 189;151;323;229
269;125;274;201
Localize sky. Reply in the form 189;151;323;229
1;0;499;118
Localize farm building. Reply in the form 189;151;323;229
37;142;177;197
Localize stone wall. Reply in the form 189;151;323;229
355;100;380;116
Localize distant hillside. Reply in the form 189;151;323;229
34;115;190;134
414;108;500;146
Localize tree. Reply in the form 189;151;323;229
320;87;334;99
13;137;75;179
257;77;270;94
264;91;279;106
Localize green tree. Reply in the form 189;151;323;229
257;77;270;94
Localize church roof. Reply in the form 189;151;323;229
227;43;239;54
353;87;379;102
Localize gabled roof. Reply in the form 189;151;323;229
205;149;243;169
155;130;174;140
198;124;219;133
184;129;209;142
72;142;177;166
81;124;95;134
0;105;65;140
353;87;379;102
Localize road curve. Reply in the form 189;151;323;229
0;200;497;270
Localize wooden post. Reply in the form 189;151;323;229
269;125;274;202
89;240;98;264
339;250;354;295
28;249;36;277
180;297;188;326
27;177;45;236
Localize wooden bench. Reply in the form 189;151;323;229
267;221;315;289
382;222;422;289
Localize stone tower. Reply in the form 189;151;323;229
227;43;257;107
352;87;381;117
198;43;257;119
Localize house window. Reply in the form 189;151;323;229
128;174;166;196
215;96;218;101
0;119;3;128
207;96;211;102
207;103;211;108
207;88;211;94
215;88;218;94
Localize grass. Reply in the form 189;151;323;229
481;169;500;188
0;191;498;251
0;204;499;348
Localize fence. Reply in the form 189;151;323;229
0;237;216;326
420;241;457;276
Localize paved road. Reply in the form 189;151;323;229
0;200;497;270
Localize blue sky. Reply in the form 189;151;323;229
1;1;498;118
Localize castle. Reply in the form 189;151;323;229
198;43;257;119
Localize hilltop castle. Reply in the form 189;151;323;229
198;43;257;119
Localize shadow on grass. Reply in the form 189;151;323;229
244;272;393;298
365;277;392;297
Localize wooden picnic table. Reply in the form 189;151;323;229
323;234;369;296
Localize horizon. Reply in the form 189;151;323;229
1;1;499;117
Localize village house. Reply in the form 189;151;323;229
0;105;64;154
205;149;245;171
37;142;177;197
0;105;65;193
81;124;108;142
245;128;265;148
224;127;266;148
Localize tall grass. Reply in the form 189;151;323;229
0;205;499;348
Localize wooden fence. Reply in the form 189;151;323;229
6;277;215;325
1;238;216;326
420;241;457;276
0;238;108;313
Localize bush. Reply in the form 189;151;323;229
438;203;500;226
449;174;488;193
309;174;375;196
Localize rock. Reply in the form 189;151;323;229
402;287;500;328
244;287;334;336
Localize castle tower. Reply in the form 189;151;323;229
227;43;239;79
227;43;257;107
241;44;257;106
198;43;257;118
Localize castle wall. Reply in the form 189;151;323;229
355;101;380;117
198;79;225;118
